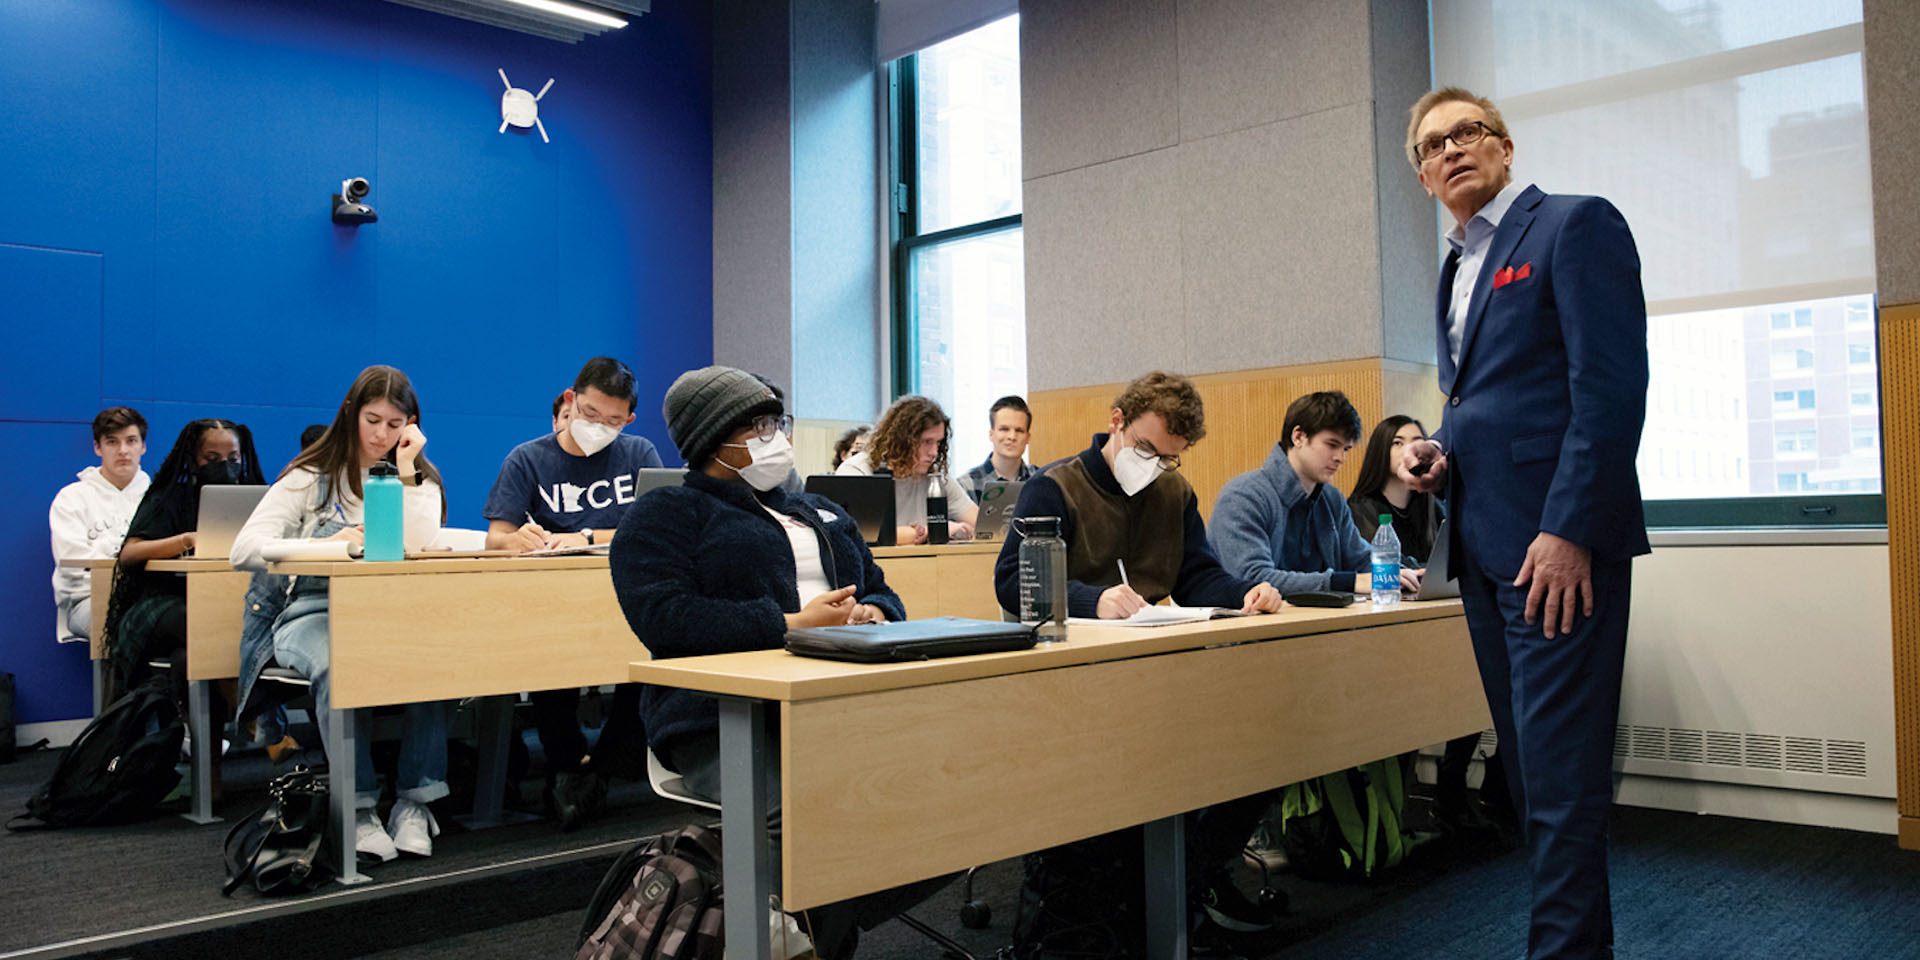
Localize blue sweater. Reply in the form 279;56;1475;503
1209;444;1372;595
609;470;905;753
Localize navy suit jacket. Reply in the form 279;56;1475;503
1433;184;1651;580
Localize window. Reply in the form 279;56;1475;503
891;15;1024;470
1775;429;1816;456
1435;2;1881;526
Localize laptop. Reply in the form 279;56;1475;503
785;617;1037;662
1412;518;1460;601
804;474;896;546
634;467;686;498
970;479;1024;542
194;484;270;559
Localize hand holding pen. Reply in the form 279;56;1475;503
1097;558;1150;620
507;511;551;554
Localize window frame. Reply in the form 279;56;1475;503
887;42;1024;398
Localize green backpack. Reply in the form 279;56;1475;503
1275;755;1420;881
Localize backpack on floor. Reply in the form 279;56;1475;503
1276;755;1418;881
7;676;183;829
577;824;726;960
1007;827;1147;959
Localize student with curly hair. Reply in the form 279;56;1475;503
834;395;978;543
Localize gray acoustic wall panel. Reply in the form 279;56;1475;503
1866;0;1920;305
1179;104;1381;372
1025;148;1187;392
1020;0;1180;181
1370;0;1440;364
1175;0;1369;143
712;1;793;379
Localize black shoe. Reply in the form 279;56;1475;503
553;770;608;832
1434;795;1499;836
1196;873;1273;933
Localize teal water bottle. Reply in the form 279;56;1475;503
363;461;404;562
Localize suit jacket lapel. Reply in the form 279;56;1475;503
1453;185;1543;381
1437;250;1461;393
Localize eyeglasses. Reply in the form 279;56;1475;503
748;414;794;442
1125;430;1181;471
1413;120;1498;164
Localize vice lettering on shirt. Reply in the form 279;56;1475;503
535;473;638;514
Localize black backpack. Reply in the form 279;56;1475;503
1007;828;1147;959
7;676;183;829
576;824;726;960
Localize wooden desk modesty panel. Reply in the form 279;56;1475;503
631;601;1484;915
147;559;248;681
269;555;642;711
867;541;1002;621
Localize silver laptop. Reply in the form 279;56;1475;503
1413;518;1460;601
635;468;686;498
194;484;270;559
971;480;1024;542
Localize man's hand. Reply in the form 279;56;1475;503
900;523;927;546
1097;584;1149;619
1515;532;1593;639
546;532;591;550
1401;439;1448;494
1242;582;1282;613
506;521;549;554
1400;567;1423;593
786;585;857;629
848;603;889;625
948;520;975;542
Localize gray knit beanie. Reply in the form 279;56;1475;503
663;365;777;467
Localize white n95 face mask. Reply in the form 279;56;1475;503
570;419;620;456
1113;443;1165;497
722;432;795;492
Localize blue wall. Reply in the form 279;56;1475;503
0;0;713;726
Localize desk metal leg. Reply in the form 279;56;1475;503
1143;814;1188;959
719;697;773;960
330;706;369;885
182;679;221;824
91;660;106;716
457;695;531;829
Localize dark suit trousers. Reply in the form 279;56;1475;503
1457;539;1630;960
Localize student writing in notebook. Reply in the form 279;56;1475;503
480;357;664;829
610;365;922;958
990;370;1281;938
230;365;448;863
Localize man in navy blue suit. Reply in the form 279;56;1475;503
1400;88;1649;960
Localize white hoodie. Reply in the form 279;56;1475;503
50;466;151;605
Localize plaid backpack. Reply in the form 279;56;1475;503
576;825;725;960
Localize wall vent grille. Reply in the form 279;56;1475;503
1614;725;1869;779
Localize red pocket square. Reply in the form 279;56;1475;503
1493;262;1531;289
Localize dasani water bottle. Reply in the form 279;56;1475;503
1370;514;1401;608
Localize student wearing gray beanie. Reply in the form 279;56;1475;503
609;366;947;958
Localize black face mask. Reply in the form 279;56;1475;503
195;459;243;486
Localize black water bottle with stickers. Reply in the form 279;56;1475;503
926;475;949;544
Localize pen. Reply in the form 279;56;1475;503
333;501;347;523
1117;558;1131;592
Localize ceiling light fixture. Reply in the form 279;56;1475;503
495;0;626;30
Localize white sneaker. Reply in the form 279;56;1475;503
387;797;439;858
355;809;399;863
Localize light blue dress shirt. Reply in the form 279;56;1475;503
1444;180;1529;366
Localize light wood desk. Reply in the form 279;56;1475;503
55;557;120;714
147;558;251;824
266;554;645;883
868;541;1003;620
630;599;1485;960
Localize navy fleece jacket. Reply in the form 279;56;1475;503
609;470;905;754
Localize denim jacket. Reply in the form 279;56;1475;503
233;478;347;734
